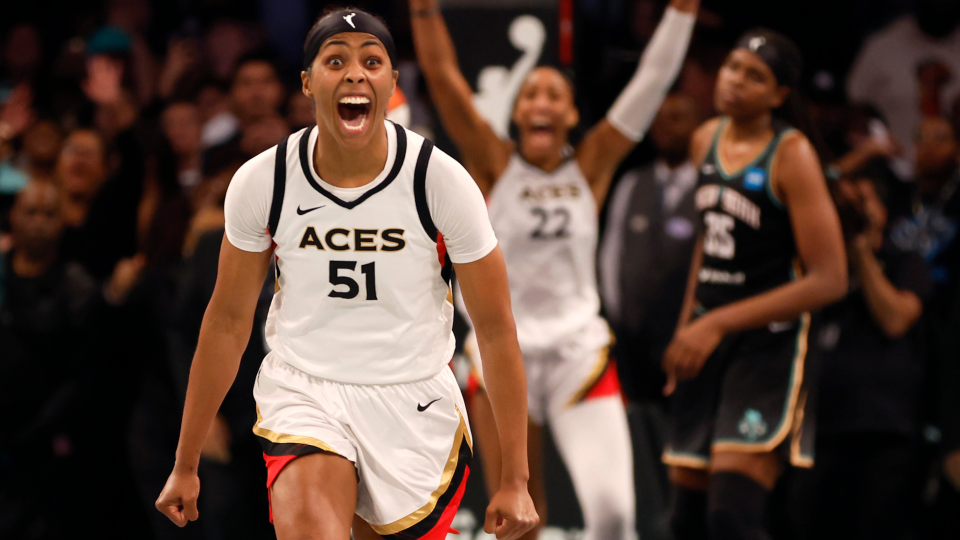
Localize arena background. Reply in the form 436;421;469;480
3;0;960;539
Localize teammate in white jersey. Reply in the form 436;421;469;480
155;8;538;540
410;1;697;538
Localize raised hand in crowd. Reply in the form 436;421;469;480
84;55;138;137
158;38;201;100
104;253;146;305
830;130;903;180
0;83;35;144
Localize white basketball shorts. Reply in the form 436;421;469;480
464;317;621;425
252;352;473;539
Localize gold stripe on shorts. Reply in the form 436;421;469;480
252;406;340;456
370;409;470;535
565;344;611;408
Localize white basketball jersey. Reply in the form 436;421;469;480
487;154;607;351
266;124;455;384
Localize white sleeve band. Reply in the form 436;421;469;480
606;7;696;142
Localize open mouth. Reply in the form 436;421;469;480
337;95;371;133
530;119;554;135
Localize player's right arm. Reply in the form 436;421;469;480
663;118;718;395
156;238;272;526
409;0;512;195
157;148;277;527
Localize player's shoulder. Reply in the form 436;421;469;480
691;117;723;166
775;128;815;163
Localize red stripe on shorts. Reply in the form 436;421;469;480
417;466;470;540
583;360;622;401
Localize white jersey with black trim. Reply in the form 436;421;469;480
487;154;607;352
224;121;497;385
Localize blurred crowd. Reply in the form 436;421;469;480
2;0;960;539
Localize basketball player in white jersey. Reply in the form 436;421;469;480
410;1;698;538
155;8;537;540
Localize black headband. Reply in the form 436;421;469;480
735;29;803;89
303;10;398;71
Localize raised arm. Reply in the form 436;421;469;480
410;0;512;194
456;247;538;540
156;237;272;526
850;238;923;339
576;0;698;209
664;134;848;387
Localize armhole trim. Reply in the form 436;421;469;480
413;139;437;241
268;135;289;238
766;129;801;210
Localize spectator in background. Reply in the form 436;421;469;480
58;126;144;281
885;115;960;538
159;100;203;192
1;24;43;87
847;0;960;177
598;92;702;540
197;79;240;148
204;54;285;175
238;112;289;158
890;117;960;310
0;84;34;233
800;174;931;540
0;181;148;538
20;120;63;185
230;54;285;129
204;19;259;84
287;90;315;132
102;0;158;107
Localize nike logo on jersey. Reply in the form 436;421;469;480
417;398;441;412
297;205;326;215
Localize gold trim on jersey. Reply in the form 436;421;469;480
565;343;611;408
252;406;340;456
766;129;802;208
712;309;811;453
370;409;471;535
662;450;710;469
789;390;814;468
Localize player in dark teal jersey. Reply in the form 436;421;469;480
661;30;848;539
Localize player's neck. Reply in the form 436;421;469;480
519;147;565;174
314;120;390;188
727;112;773;142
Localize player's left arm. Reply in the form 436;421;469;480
576;0;698;209
426;150;536;539
663;134;848;383
456;250;539;540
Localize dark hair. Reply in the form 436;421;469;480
303;6;396;70
230;51;282;86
